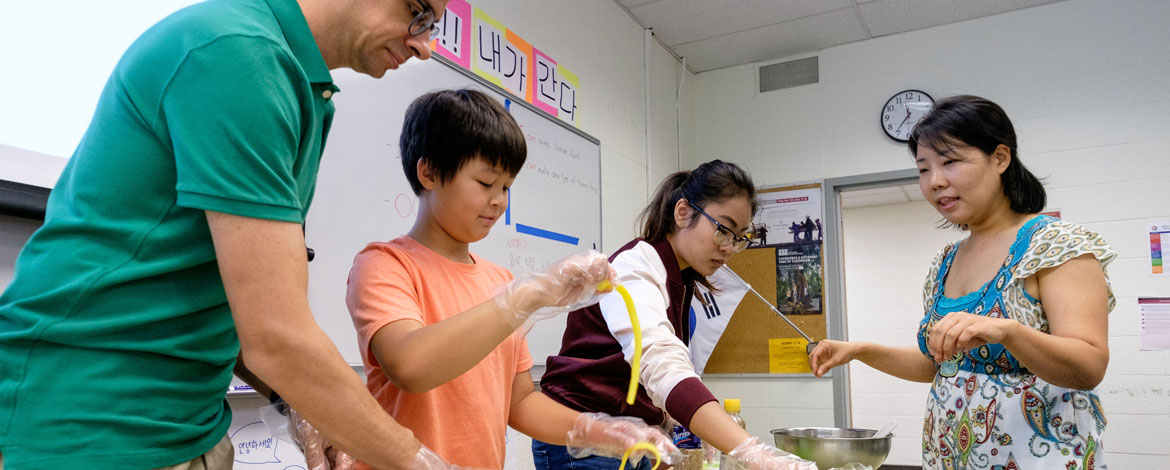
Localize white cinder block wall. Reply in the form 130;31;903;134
689;0;1170;467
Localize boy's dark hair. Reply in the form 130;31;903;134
908;95;1046;214
638;159;757;290
400;89;527;195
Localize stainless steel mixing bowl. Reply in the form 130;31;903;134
770;427;892;469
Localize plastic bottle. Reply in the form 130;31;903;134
709;399;747;469
702;436;721;469
725;398;745;429
671;421;704;470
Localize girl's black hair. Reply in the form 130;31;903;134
638;159;757;290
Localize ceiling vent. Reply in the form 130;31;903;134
759;56;818;93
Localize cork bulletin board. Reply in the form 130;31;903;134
700;183;828;375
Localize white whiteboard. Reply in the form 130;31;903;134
305;57;601;366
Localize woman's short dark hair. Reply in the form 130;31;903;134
400;89;526;195
639;160;757;290
908;95;1046;214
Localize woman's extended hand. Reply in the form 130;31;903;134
807;340;861;377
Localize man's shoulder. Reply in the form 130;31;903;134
129;0;289;68
161;0;282;40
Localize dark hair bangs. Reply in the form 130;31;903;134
466;112;526;179
400;89;527;195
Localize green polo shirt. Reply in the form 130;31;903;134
0;0;336;467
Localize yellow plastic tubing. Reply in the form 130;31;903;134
598;280;660;470
620;442;663;470
598;280;642;405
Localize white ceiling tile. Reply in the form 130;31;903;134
616;0;1078;74
858;0;1066;37
631;0;852;46
672;8;868;72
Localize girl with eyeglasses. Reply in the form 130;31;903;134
534;160;816;470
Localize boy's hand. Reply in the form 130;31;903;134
565;412;681;465
727;436;819;470
494;250;615;329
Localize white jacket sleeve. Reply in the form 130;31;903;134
599;242;701;410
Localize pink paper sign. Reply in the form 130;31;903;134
433;0;471;69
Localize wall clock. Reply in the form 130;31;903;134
881;90;934;142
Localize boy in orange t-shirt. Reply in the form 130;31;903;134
345;89;677;470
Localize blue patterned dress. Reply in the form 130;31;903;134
917;216;1116;470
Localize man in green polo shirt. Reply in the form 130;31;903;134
0;0;454;469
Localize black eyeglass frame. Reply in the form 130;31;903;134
686;199;754;253
408;0;441;40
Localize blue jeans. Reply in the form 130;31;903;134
531;439;654;470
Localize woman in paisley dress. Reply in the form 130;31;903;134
808;95;1116;470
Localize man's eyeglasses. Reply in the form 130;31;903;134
687;200;754;253
409;0;441;40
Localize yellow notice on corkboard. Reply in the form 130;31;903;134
768;338;812;373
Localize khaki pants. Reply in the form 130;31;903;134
0;435;229;470
156;435;234;470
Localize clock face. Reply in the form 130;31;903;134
882;90;934;142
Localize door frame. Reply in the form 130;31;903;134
822;168;919;427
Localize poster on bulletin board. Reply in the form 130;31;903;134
690;184;827;375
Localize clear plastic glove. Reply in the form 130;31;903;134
289;407;355;470
409;444;460;470
728;436;818;470
566;412;682;465
259;400;354;470
493;250;615;330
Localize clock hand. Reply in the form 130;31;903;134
894;113;911;133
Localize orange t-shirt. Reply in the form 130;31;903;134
346;236;533;469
